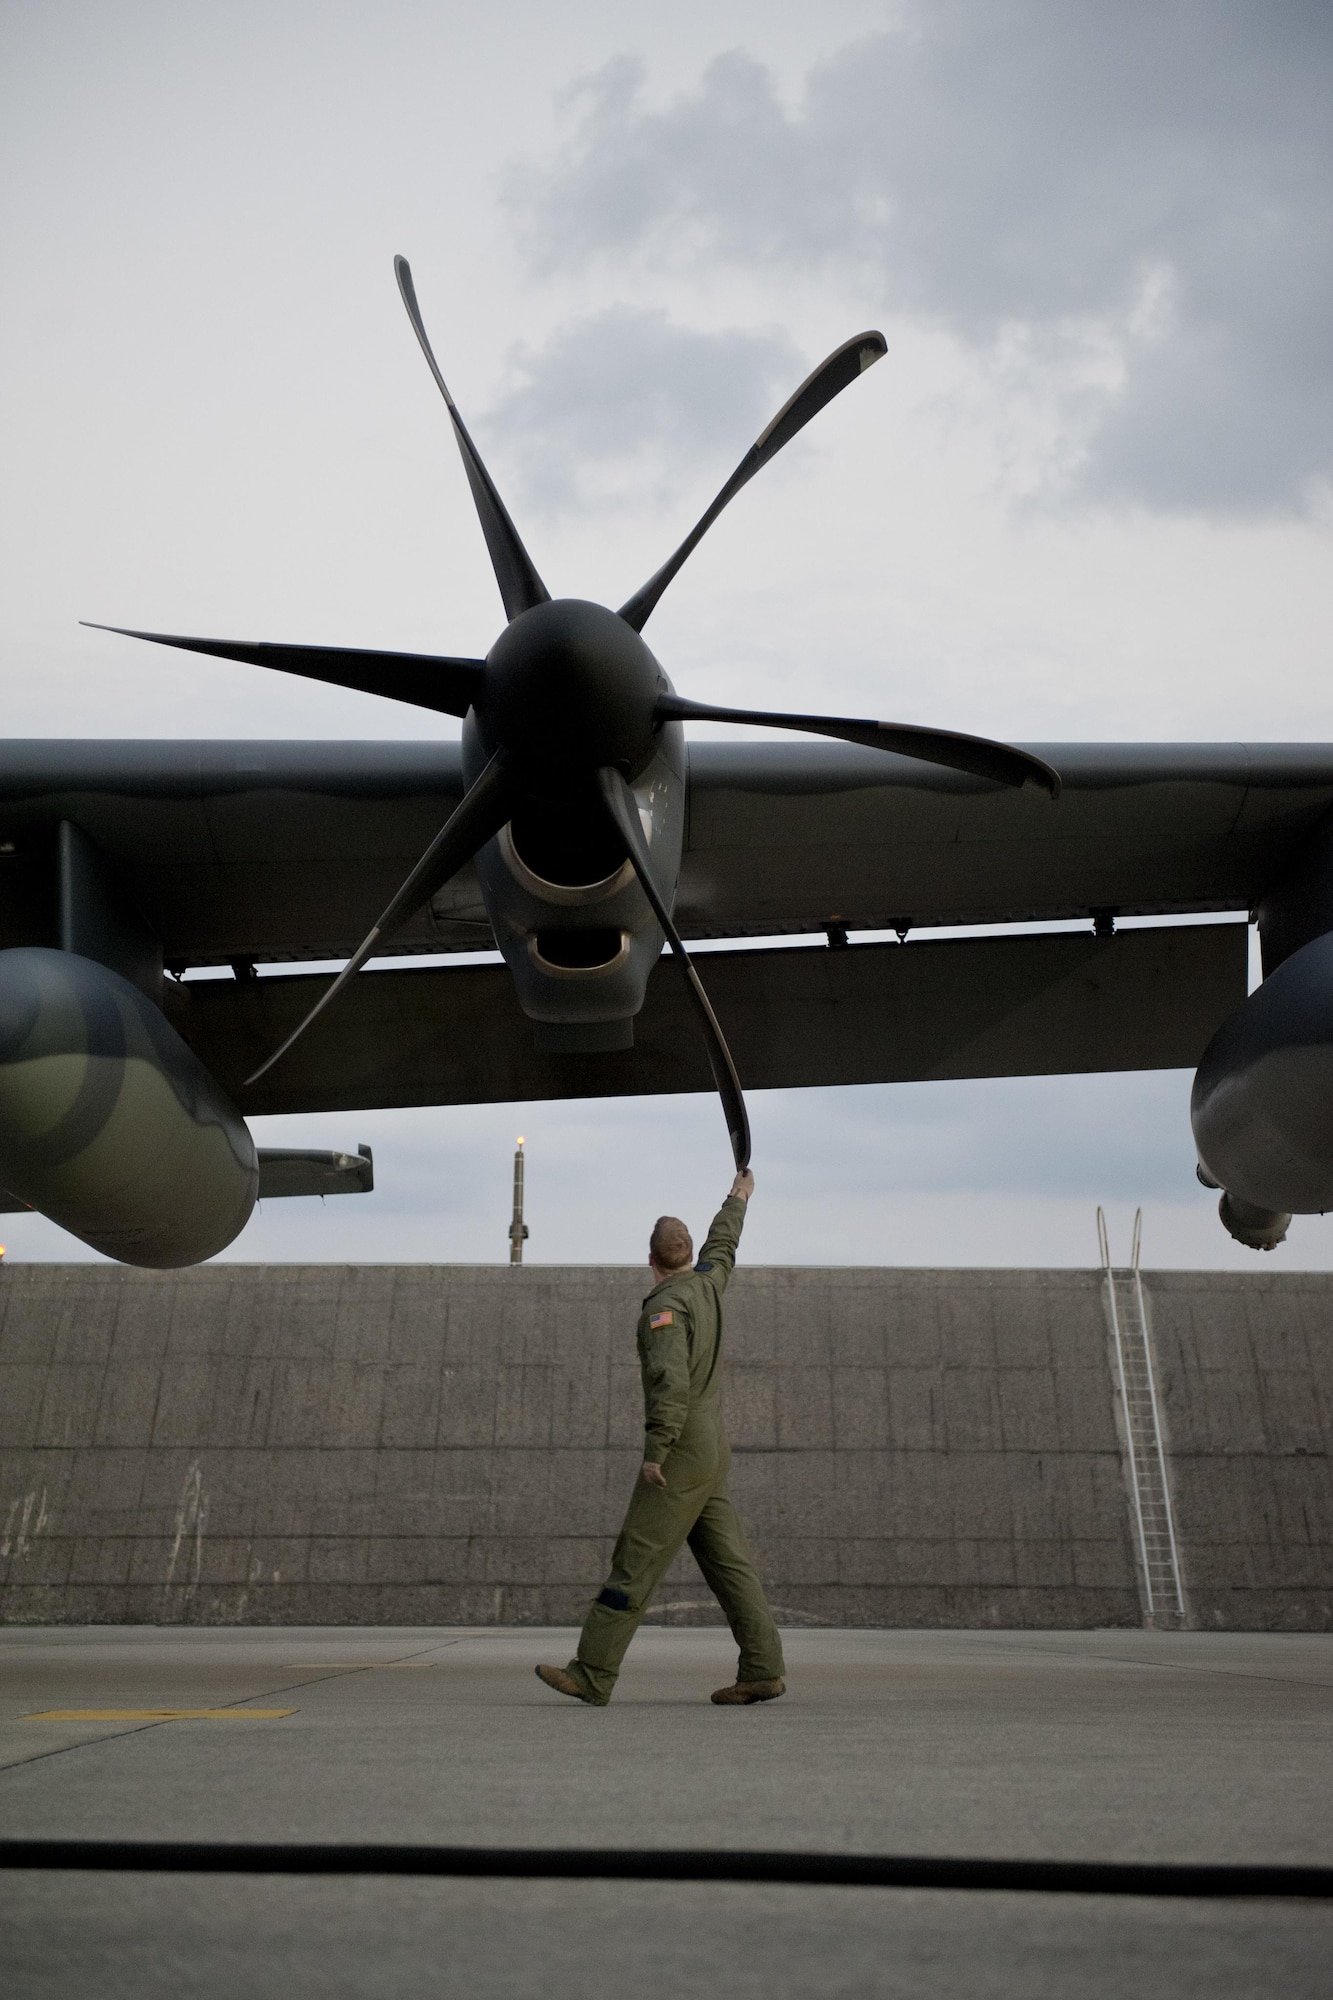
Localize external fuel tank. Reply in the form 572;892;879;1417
0;947;257;1266
1191;930;1333;1249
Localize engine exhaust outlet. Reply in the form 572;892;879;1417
1217;1193;1290;1252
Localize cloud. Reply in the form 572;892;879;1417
506;4;1333;512
485;306;804;511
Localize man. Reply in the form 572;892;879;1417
536;1167;786;1707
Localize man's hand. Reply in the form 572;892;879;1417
641;1461;667;1489
730;1168;755;1202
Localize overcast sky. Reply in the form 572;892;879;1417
2;0;1332;1269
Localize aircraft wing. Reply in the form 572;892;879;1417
679;740;1333;937
0;740;484;966
3;738;1330;957
3;738;1331;1112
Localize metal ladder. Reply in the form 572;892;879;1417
1097;1207;1186;1627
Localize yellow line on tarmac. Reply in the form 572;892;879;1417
23;1709;297;1721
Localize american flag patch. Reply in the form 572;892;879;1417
650;1310;674;1328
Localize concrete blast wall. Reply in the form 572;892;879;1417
0;1265;1329;1630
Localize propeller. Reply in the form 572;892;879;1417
92;257;1062;1171
394;256;549;624
81;626;485;718
596;766;750;1169
618;331;888;633
243;751;516;1086
655;693;1062;798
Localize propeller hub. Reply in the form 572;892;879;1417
479;599;663;775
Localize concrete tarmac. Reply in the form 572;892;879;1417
1;1625;1331;1997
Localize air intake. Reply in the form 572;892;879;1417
534;929;625;970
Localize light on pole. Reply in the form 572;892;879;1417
509;1138;529;1265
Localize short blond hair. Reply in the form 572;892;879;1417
649;1215;693;1271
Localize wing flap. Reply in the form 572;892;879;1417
167;923;1249;1115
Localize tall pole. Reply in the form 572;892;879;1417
508;1137;529;1265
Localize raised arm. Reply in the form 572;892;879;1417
693;1170;754;1293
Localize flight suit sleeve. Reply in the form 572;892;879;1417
693;1194;747;1293
637;1304;691;1464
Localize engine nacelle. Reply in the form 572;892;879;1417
0;947;257;1266
1191;930;1333;1246
462;711;687;1052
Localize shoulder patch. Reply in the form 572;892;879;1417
694;1260;715;1273
649;1310;674;1328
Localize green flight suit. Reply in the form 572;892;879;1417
567;1194;785;1704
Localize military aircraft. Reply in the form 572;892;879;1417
1;258;1330;1266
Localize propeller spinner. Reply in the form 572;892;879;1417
89;257;1061;1169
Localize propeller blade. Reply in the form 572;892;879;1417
244;751;515;1086
395;256;549;625
618;331;887;633
655;693;1062;798
82;625;485;719
596;766;751;1170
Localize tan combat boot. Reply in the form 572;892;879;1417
535;1664;604;1704
710;1677;786;1704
